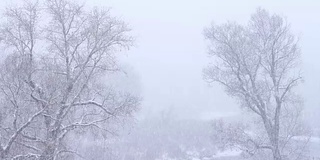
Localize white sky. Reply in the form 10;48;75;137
87;0;320;122
1;0;320;122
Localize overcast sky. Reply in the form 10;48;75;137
87;0;320;122
2;0;320;122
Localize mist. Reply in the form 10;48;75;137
0;0;319;160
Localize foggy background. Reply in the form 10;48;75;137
1;0;318;123
0;0;319;159
82;0;320;125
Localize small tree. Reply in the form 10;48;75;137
0;0;140;159
204;8;307;160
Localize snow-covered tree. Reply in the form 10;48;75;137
0;0;140;159
204;8;309;160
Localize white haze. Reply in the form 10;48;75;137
82;0;320;124
2;0;318;122
0;0;319;159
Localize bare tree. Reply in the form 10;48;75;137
0;0;140;159
203;8;307;160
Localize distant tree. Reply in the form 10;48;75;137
0;0;140;159
204;8;309;160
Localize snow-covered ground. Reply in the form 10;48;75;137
308;137;320;158
293;136;320;158
187;136;320;160
212;150;242;158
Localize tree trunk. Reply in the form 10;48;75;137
272;99;282;160
40;115;58;160
260;112;282;160
40;129;58;160
0;149;5;160
273;147;282;160
39;143;55;160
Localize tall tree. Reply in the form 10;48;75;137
0;0;140;159
204;8;306;160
